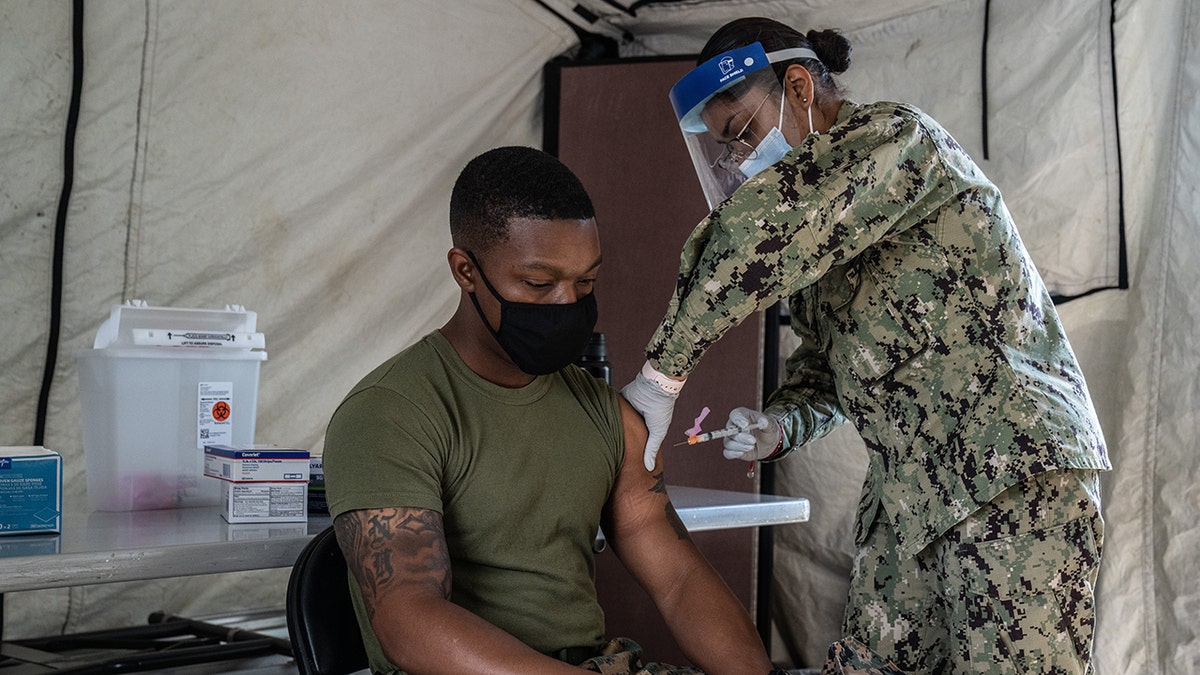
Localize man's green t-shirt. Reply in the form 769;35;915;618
324;330;624;671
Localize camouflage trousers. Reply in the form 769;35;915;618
819;637;906;674
844;469;1104;674
576;636;905;674
576;638;702;674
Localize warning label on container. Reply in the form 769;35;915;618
198;382;233;447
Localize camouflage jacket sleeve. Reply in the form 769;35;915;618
762;287;847;450
646;101;962;378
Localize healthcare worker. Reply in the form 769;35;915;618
620;17;1111;674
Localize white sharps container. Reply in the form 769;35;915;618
77;300;267;511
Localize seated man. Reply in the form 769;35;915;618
323;146;777;675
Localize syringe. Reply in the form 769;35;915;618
673;418;767;447
673;426;741;446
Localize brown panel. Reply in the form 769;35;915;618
548;58;764;666
551;58;762;491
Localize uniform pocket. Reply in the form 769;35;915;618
950;516;1099;673
822;260;929;386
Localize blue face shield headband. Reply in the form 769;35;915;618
669;43;821;208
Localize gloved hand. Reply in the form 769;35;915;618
722;407;784;461
620;366;682;471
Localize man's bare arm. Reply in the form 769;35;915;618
334;507;450;622
603;397;773;674
333;507;580;675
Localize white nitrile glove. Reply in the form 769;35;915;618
722;407;784;461
620;362;685;471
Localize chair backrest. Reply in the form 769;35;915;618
286;525;370;675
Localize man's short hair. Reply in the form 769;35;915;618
450;146;595;254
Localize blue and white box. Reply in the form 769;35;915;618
0;447;63;535
203;444;310;483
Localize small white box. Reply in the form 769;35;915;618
204;445;310;483
220;481;308;523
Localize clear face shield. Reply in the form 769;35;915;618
669;43;819;209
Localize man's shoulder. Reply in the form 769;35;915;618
556;364;615;399
326;332;449;431
344;332;444;398
555;365;622;422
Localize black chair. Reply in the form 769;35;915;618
286;525;370;675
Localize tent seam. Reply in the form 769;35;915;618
123;0;156;302
1141;0;1194;671
1096;0;1125;289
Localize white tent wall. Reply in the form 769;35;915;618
0;1;68;458
0;1;1196;673
1110;0;1200;671
0;0;576;640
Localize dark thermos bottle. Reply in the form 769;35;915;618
577;332;612;383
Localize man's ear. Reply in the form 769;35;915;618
783;63;813;105
447;247;476;292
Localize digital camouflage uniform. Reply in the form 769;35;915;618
577;638;702;674
577;636;903;675
848;469;1103;673
647;100;1111;673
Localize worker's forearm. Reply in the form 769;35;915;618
372;596;580;675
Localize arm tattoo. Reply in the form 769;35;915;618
645;472;688;540
648;471;668;495
663;501;689;541
335;508;451;622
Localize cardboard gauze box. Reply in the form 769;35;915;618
219;481;308;524
204;444;310;523
0;447;63;535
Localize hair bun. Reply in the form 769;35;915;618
806;29;851;74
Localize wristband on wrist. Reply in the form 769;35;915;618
760;418;790;463
641;361;685;395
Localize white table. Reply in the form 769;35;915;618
0;486;809;594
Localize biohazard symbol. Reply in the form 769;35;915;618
211;401;231;422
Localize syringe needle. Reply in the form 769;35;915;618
673;426;740;446
672;417;768;447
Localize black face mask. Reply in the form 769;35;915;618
466;252;598;376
